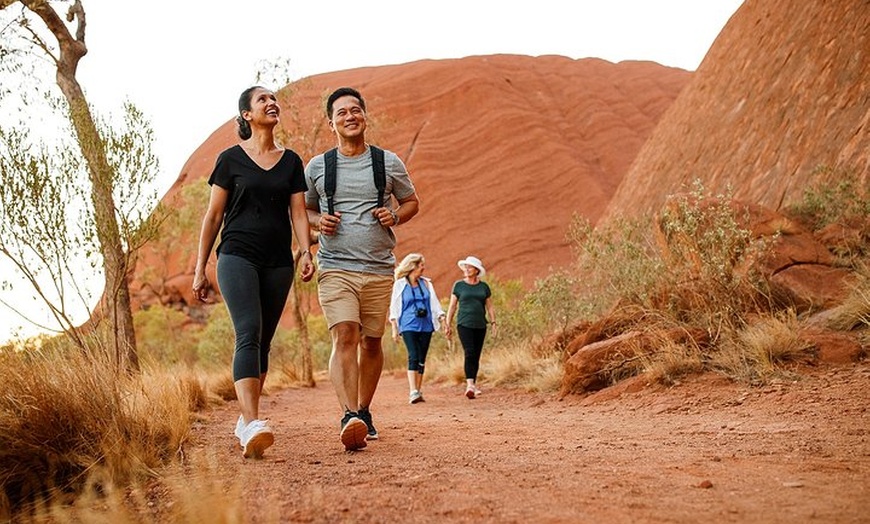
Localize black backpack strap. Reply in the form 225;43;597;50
370;145;386;208
324;148;337;215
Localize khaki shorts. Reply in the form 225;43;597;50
317;270;393;337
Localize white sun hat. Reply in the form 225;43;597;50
457;256;486;276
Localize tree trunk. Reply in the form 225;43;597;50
21;0;139;372
290;250;314;386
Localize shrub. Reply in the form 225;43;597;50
567;213;664;313
195;306;235;367
655;181;772;330
558;180;799;388
133;305;200;367
785;165;870;231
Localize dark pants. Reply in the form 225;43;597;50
402;330;433;374
217;254;293;381
457;325;487;381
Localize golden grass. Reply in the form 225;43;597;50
822;270;870;331
413;336;563;394
712;311;817;383
639;338;705;386
18;450;247;524
0;344;197;519
485;342;563;392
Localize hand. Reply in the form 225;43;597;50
192;270;209;303
319;211;341;236
299;255;315;282
372;206;396;227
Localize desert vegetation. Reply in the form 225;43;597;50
0;175;867;521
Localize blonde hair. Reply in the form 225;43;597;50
395;253;425;280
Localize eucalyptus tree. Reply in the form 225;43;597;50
0;0;162;372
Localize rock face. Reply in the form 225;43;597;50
600;0;870;224
132;0;869;328
133;55;689;315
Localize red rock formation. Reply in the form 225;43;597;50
600;0;869;224
133;55;689;317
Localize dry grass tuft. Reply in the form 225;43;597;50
0;343;193;519
485;341;563;393
19;450;246;523
821;268;870;331
208;371;238;401
713;311;817;383
640;338;705;386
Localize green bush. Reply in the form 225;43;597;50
134;305;200;367
567;213;665;314
195;306;235;368
785;166;870;231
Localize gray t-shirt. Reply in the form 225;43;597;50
305;146;416;275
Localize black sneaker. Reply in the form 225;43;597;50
357;407;379;440
340;411;368;451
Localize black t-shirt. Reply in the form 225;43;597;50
208;145;307;267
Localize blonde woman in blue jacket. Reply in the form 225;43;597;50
389;253;446;404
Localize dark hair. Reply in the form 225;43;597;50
325;87;365;119
235;85;265;140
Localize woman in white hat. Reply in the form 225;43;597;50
444;256;497;399
389;253;446;404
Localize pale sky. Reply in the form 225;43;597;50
1;0;744;342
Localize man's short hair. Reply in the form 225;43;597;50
326;87;366;119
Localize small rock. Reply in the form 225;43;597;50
699;480;714;489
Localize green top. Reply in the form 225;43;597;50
451;280;492;329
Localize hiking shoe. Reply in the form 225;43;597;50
358;407;379;440
465;386;476;399
340;411;368;451
409;390;424;404
240;419;274;459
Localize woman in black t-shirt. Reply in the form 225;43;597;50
193;86;314;459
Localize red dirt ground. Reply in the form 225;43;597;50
173;361;870;523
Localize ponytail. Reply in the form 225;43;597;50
236;115;252;139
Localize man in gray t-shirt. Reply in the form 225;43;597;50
305;87;420;451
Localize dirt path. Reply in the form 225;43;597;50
181;363;870;523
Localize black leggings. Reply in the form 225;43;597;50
457;325;487;381
402;330;433;374
217;254;293;381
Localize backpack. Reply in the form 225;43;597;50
323;145;385;215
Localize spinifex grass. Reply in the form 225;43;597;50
0;341;193;518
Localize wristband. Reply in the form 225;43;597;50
389;209;400;226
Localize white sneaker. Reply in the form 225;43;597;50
240;419;274;459
409;390;424;404
234;415;245;440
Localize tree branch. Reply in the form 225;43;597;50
20;0;87;74
66;0;85;42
